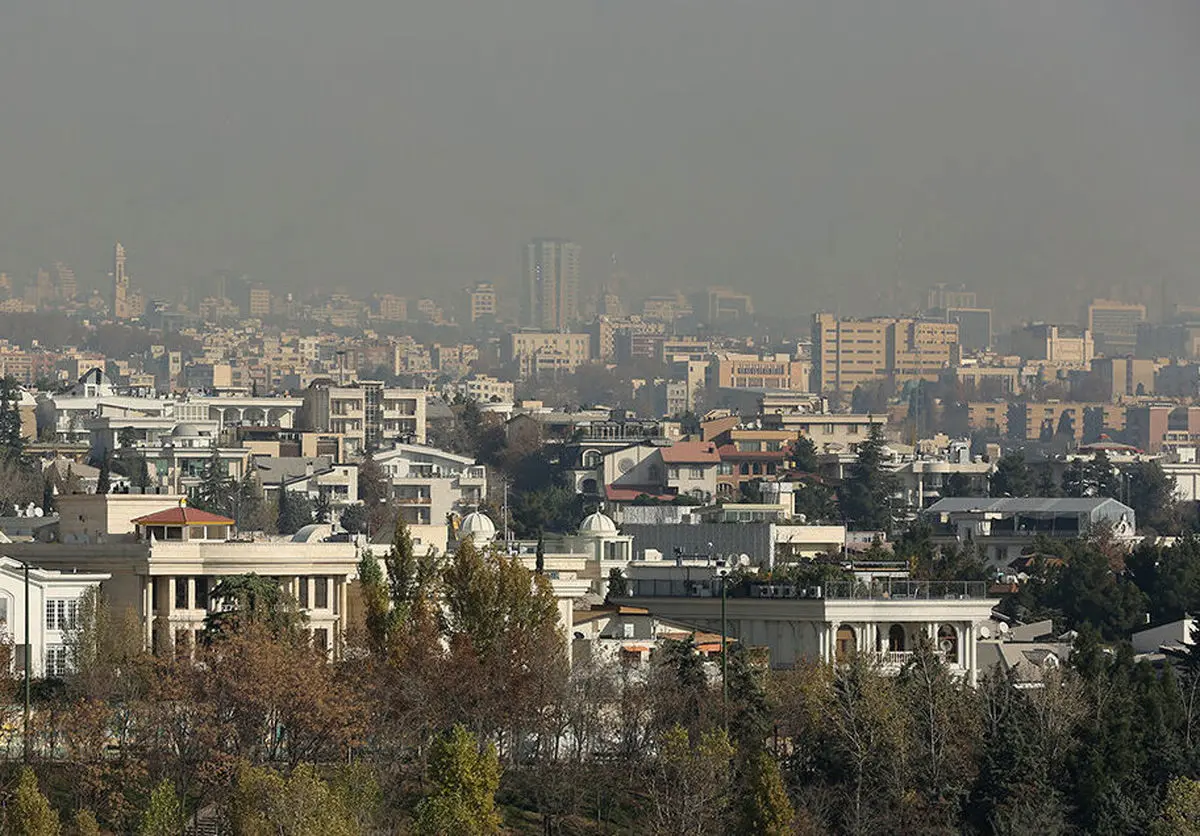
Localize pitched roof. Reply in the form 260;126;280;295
660;441;720;464
605;485;676;502
132;506;235;526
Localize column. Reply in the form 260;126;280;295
965;622;976;687
142;576;152;648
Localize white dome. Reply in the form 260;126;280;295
579;511;618;535
459;511;497;542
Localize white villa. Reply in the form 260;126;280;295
616;568;1000;685
0;556;109;678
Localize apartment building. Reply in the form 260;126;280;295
1008;324;1094;365
760;410;886;454
1126;405;1200;454
1091;357;1156;400
811;313;959;392
504;332;592;380
1086;299;1145;356
375;444;487;552
467;282;497;322
707;352;811;392
1008;401;1125;446
301;381;426;455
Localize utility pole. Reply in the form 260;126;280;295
712;545;729;731
23;560;30;763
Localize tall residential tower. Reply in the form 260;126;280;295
522;239;580;331
112;242;132;319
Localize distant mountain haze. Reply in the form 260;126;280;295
2;0;1199;320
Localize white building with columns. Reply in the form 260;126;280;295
616;572;999;685
2;495;360;659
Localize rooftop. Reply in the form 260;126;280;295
132;506;235;526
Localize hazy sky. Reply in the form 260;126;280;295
3;0;1200;321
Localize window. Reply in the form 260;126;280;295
314;578;329;610
298;578;309;608
45;599;78;632
690;467;704;479
313;628;329;652
44;646;68;678
174;578;189;610
0;596;9;629
667;467;680;479
194;577;210;610
622;622;634;639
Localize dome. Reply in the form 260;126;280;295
172;423;202;437
291;523;334;543
459;511;497;542
578;511;618;535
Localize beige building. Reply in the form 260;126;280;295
1086;299;1145;356
708;352;810;392
5;495;360;658
811;313;959;392
468;282;497;322
1009;324;1095;366
505;332;592;380
522;239;581;331
375;295;408;322
301;382;426;455
1091;356;1156;400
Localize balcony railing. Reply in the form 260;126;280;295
626;578;991;600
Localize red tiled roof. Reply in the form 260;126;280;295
660;441;720;464
132;506;235;526
605;485;677;502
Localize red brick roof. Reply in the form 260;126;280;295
605;485;677;502
132;506;235;526
660;441;720;464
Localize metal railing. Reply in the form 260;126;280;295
626;578;991;600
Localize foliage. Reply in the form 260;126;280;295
837;424;899;532
0;377;27;461
339;504;368;534
649;726;734;836
135;780;182;836
990;450;1033;497
737;751;794;836
605;567;628;600
414;725;502;836
8;768;61;836
275;488;314;535
1125;460;1182;534
1153;776;1200;836
190;448;236;517
204;573;306;638
68;810;100;836
229;761;370;836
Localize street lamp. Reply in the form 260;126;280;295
713;547;729;731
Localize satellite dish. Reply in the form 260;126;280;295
33;508;44;518
738;554;751;567
978;625;992;639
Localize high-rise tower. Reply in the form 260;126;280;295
112;242;131;319
521;239;580;331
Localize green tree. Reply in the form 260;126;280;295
234;469;271;531
414;725;502;836
96;454;112;496
8;768;61;836
791;435;820;473
229;761;366;836
68;810;100;836
838;424;899;531
990;450;1033;497
339;504;369;534
1125;460;1181;534
191;448;235;516
136;780;182;836
1062;459;1091;498
649;726;735;836
737;751;794;836
204;573;306;639
276;487;313;535
605;567;628;600
1153;776;1200;836
0;377;27;460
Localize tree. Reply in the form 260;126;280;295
1153;776;1200;836
96;454;112;496
136;780;182;836
8;768;61;836
943;471;979;498
990;450;1033;497
1125;461;1180;534
191;448;235;516
339;504;369;534
605;567;629;601
1062;459;1092;498
414;725;502;836
737;751;794;836
204;574;306;639
229;762;369;836
275;487;313;535
0;377;27;460
534;531;545;575
234;470;271;532
791;435;819;473
649;726;735;836
357;549;391;655
68;810;100;836
356;451;390;533
838;424;899;532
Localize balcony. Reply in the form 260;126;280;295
394;495;432;505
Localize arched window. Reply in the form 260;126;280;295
888;624;906;653
581;450;602;469
937;624;958;664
